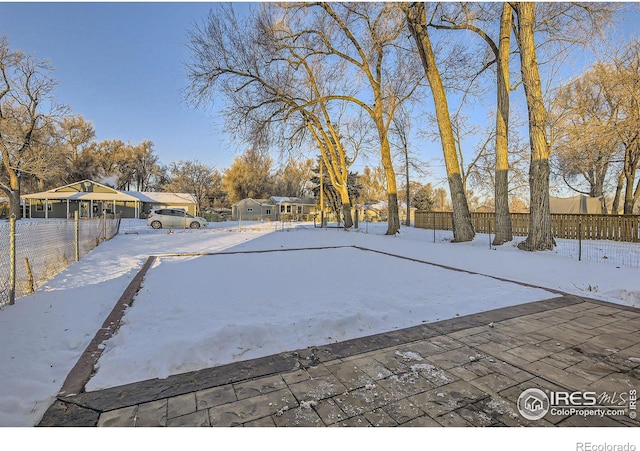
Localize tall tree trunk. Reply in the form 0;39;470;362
405;148;411;227
339;187;354;229
377;124;400;235
493;3;514;245
1;153;22;219
381;143;400;235
588;167;608;214
633;176;640;214
624;171;636;214
406;3;474;242
514;3;555;251
623;141;639;214
612;170;625;214
309;121;354;229
9;182;21;219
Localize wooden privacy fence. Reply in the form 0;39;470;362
414;211;640;242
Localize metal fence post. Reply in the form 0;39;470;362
433;211;436;243
102;211;107;241
9;214;16;305
74;211;80;262
578;220;582;262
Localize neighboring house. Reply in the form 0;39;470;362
271;196;316;221
21;180;197;219
549;195;604;214
232;196;317;221
233;198;276;221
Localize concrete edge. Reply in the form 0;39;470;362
57;256;157;398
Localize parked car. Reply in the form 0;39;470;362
147;208;208;229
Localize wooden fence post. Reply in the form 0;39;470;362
24;257;34;294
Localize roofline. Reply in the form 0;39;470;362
50;179;120;194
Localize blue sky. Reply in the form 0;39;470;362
1;2;639;191
0;2;253;171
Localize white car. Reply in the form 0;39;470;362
147;208;208;229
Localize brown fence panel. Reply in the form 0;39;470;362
414;211;639;243
414;211;455;231
471;213;491;234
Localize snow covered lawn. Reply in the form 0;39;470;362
86;246;551;390
1;220;639;427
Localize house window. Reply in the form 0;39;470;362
35;201;52;212
297;206;303;214
265;208;271;215
286;205;291;213
247;208;253;212
280;205;286;213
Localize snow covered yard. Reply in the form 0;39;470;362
85;246;551;390
1;219;639;427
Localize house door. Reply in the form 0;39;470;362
79;202;90;218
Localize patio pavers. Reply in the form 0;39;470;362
38;295;640;427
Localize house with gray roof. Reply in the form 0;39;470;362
232;196;316;221
21;180;197;219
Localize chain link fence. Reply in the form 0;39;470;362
0;215;121;307
415;211;640;269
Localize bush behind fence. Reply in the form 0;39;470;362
415;211;640;268
0;215;121;307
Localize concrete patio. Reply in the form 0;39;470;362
39;294;640;427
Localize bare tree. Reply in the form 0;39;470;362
405;2;475;242
25;119;69;192
58;114;96;185
222;148;274;204
609;40;640;214
466;122;531;205
0;36;64;218
358;165;387;204
130;141;163;192
273;157;315;198
164;159;221;214
513;2;617;249
268;2;424;234
60;115;95;159
549;63;621;213
512;2;555;250
390;106;430;226
429;2;515;244
392;111;413;227
185;4;361;228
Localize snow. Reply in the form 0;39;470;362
1;219;640;427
